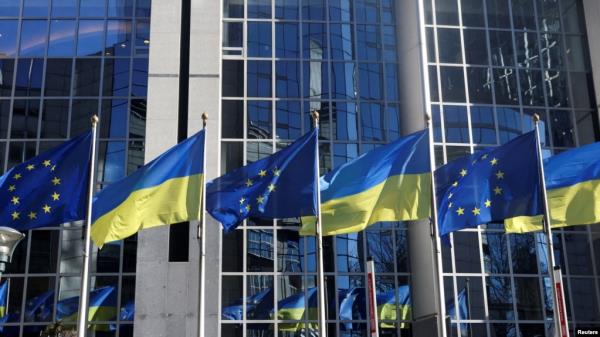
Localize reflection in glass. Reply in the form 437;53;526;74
520;69;544;106
487;276;514;320
514;277;543;320
103;58;131;97
360;102;384;141
437;28;462;64
549;109;574;147
247;100;272;139
336;233;364;272
276;61;301;98
541;33;565;70
515;32;539;69
303;23;327;60
570;278;600;321
493;68;518;105
246;275;273;320
247;230;274;272
98;141;126;182
80;0;106;17
302;0;325;21
101;99;128;138
247;61;272;97
248;22;272;58
467;67;493;104
486;0;510;28
25;277;56;322
383;26;397;62
106;20;133;56
224;0;244;18
470;106;496;144
443;105;469;143
331;62;357;99
439;66;465;102
330;24;354;60
511;234;537;274
277;231;305;272
276;0;299;19
276;101;301;140
544;70;569;107
358;63;382;100
20;20;48;56
356;25;381;61
482;232;509;274
222;100;243;139
330;0;352;21
15;58;44;97
511;0;536;30
303;61;329;99
78;20;105;56
0;20;18;57
11;99;40;139
537;0;560;32
74;59;101;96
386;104;401;141
463;29;488;65
248;0;271;18
41;100;69;138
276;23;299;58
435;0;459;25
333;143;358;168
367;227;395;273
496;107;521;143
24;0;49;17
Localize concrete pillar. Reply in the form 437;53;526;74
583;0;600;116
395;0;444;336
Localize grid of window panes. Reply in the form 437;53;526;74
221;0;412;336
0;0;149;335
424;0;600;336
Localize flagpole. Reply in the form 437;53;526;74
198;112;208;337
311;110;327;337
76;115;99;337
426;115;448;337
533;114;569;337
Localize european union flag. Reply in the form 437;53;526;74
207;129;318;231
0;132;92;231
435;131;541;236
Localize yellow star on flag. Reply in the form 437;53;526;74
484;199;492;208
28;211;37;220
268;183;276;192
43;160;51;167
452;181;458;187
51;192;60;201
245;204;251;212
8;185;15;192
42;204;51;213
11;196;19;205
490;157;498;166
52;177;61;185
257;195;265;204
11;211;19;220
13;173;22;180
460;169;468;177
258;170;267;177
26;164;35;171
456;207;465;216
472;207;481;215
239;197;246;205
495;170;505;179
245;179;253;187
493;186;503;195
273;168;281;176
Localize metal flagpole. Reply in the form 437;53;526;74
466;278;472;337
366;258;379;337
311;110;327;337
76;115;99;337
426;116;448;337
533;114;570;337
198;112;208;337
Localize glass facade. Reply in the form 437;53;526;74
0;0;150;335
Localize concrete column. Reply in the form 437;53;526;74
395;0;444;336
583;0;600;117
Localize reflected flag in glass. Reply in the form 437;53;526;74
300;130;431;236
506;140;600;233
0;281;7;329
447;287;469;332
435;131;541;237
56;286;117;323
24;290;54;322
207;129;319;232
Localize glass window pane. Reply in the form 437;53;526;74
247;100;272;139
129;98;145;138
336;234;364;272
247;230;274;272
134;19;150;54
222;100;243;138
11;99;40;139
0;100;9;138
356;24;381;61
331;102;357;141
333;143;358;167
275;23;299;58
248;0;271;18
443;105;469;143
541;33;565;69
222;275;243;319
44;58;72;97
510;234;537;273
0;0;21;17
15;58;44;97
0;20;19;57
569;72;593;109
224;0;244;18
275;100;301;140
222;60;244;97
24;0;49;17
276;61;300;98
248;22;272;57
437;28;462;64
0;60;16;97
330;23;354;60
515;32;540;69
453;231;481;273
77;20;105;56
514;277;543;320
470;106;496;144
436;0;459;25
432;105;442;142
132;58;148;97
303;61;328;99
430;66;439;102
486;0;510;28
561;0;585;33
519;69;544;106
108;0;133;16
223;21;243;49
277;232;305;272
103;58;131;97
358;62;382;100
383;25;398;62
41;100;69;138
544;70;569;107
106;20;132;56
467;67;493;104
247;61;272;97
24;277;56;322
537;0;560;32
565;233;592;274
511;0;535;30
575;110;597;146
71;99;98;134
330;0;352;21
489;30;514;67
486;276;514;320
461;0;485;26
482;231;509;273
440;66;465;102
100;99;128;138
570;278;600;321
302;0;325;21
493;68;518;105
48;20;76;56
463;29;488;65
80;0;106;17
246;275;273;319
355;0;379;23
367;228;395;273
52;0;78;16
98;141;126;182
275;0;299;19
303;23;327;59
360;102;384;141
331;62;356;99
20;20;48;57
565;36;590;72
74;58;101;96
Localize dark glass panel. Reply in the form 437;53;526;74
248;0;271;18
48;20;76;56
383;26;397;62
223;22;243;49
565;233;592;274
247;230;274;272
331;62;357;99
333;143;358;168
426;27;435;63
275;0;299;19
248;22;272;57
515;32;540;69
132;58;148;97
330;23;354;60
0;0;21;17
302;0;325;21
224;0;244;18
482;231;509;273
222;60;244;97
108;0;133;17
424;0;433;24
77;20;105;56
129;98;145;138
331;102;357;141
127;140;144;173
330;0;352;21
275;23;299;58
429;66;439;102
437;28;462;64
463;29;488;65
96;241;121;272
358;62;382;100
0;59;15;96
570;278;600;321
396;227;409;272
540;33;565;69
103;58;130;97
570;72;594;109
15;58;44;97
456;277;485;319
493;68;518;105
487;276;515;320
222;100;243;138
246;276;274;319
453;231;480;273
355;0;379;23
122;234;137;272
360;102;384;141
537;0;560;32
565;36;590;72
100;99;128;138
544;70;569;107
20;20;48;57
336;234;364;272
275;100;301;140
435;0;459;25
303;23;327;59
561;0;585;33
105;20;132;56
276;61;301;98
247;100;272;139
0;100;9;138
386;104;401;140
514;277;543;320
247;61;272;97
24;277;56;322
303;61;329;99
0;20;18;57
489;30;514;67
24;0;49;17
461;0;485;26
98;141;126;182
79;0;106;17
367;227;395;273
70;99;98;135
467;67;493;104
519;69;544;106
443;105;469;143
511;0;535;30
74;58;101;96
277;232;305;272
510;234;537;273
486;0;510;28
445;145;470;162
496;107;521;143
470;106;497;144
221;142;243;174
439;66;465;103
381;0;394;24
7;141;36;170
222;275;243;319
11;99;40;139
52;0;77;16
44;58;72;97
356;25;381;61
222;324;243;336
575;110;598;146
134;19;150;55
432;105;442;142
41;100;69;138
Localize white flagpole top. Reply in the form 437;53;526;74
311;110;319;128
91;114;99;126
202;112;208;128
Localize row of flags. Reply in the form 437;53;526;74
3;124;600;245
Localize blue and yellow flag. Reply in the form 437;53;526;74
0;132;92;231
506;141;600;233
206;129;318;231
0;281;7;319
24;290;54;322
435;131;541;237
91;130;205;246
300;130;430;236
56;286;117;323
447;287;469;331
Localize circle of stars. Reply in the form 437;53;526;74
238;167;280;215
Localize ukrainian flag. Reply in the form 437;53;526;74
91;130;205;246
299;130;430;236
506;141;600;233
56;286;117;331
0;281;7;320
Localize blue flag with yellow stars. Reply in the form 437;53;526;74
206;128;318;231
435;131;541;237
0;132;92;231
